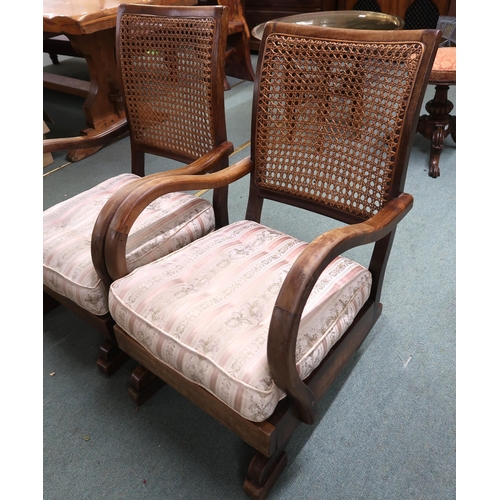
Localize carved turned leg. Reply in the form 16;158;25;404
417;84;456;178
243;445;289;500
128;364;166;406
97;339;130;377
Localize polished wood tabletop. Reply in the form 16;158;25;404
44;0;196;34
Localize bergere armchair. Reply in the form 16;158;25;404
94;23;439;498
43;5;233;376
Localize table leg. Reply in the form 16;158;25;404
417;84;455;178
65;29;125;162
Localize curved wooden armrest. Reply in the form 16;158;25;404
267;192;414;424
43;118;129;154
91;140;235;287
91;156;253;286
160;141;234;177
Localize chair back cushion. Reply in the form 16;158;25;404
43;174;215;315
109;220;371;421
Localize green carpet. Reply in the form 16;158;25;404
42;53;456;500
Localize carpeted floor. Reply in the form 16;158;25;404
43;51;456;500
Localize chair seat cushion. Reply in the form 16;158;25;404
43;174;215;316
109;220;372;422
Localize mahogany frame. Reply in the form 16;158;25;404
43;5;234;376
91;23;440;498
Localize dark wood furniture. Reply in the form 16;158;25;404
43;4;233;376
239;0;452;51
417;0;456;177
244;0;338;51
417;46;456;177
44;1;254;100
92;23;440;498
43;0;196;161
218;0;255;89
337;0;451;28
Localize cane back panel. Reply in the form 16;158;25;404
254;31;424;220
118;13;219;160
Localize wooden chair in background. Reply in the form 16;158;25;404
218;0;255;89
92;23;440;498
43;5;233;376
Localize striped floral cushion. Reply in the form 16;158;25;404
109;220;372;422
43;174;215;316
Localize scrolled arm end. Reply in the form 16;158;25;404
268;306;319;424
98;157;254;282
266;191;413;424
43;118;129;154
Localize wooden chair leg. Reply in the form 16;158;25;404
243;447;289;500
417;84;455;178
97;338;130;376
44;288;129;375
128;364;166;406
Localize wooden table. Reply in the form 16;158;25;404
43;0;196;161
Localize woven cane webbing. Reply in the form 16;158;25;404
119;14;218;159
254;33;424;219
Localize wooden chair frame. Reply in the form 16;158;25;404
91;24;440;498
218;0;255;89
43;5;234;376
